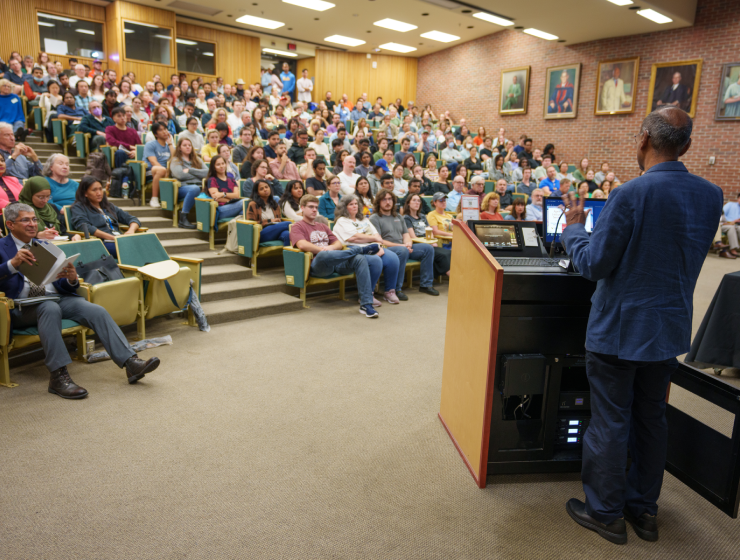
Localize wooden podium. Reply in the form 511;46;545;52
438;220;503;488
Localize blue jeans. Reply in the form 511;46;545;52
178;183;202;214
260;221;291;245
114;149;129;169
216;201;242;222
582;351;677;524
104;241;117;258
446;161;458;177
11;120;24;134
388;243;435;290
309;246;377;306
378;249;401;292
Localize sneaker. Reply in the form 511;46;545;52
358;297;382;307
395;289;409;301
384;290;400;304
420;286;440;296
359;304;379;318
149;197;161;208
360;243;380;255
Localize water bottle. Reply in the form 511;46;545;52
122;178;130;198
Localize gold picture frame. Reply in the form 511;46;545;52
499;66;530;116
594;57;640;115
543;63;581;120
646;59;702;118
715;62;740;121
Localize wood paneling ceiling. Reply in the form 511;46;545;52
106;0;697;57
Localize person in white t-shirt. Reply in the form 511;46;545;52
296;69;313;103
338;155;360;195
391;163;408;198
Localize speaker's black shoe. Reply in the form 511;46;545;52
624;508;659;542
124;356;160;384
48;366;88;399
419;286;439;296
178;214;197;229
566;499;627;545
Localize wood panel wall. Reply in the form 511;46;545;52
176;22;260;87
299;57;315;82
314;50;418;106
0;0;106;70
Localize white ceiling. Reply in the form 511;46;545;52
108;0;698;58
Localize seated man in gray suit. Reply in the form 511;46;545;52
1;203;160;399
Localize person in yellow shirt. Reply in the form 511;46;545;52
201;130;221;163
427;192;454;240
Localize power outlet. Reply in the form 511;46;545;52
709;156;716;165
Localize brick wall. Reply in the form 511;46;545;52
416;0;739;198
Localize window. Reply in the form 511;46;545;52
123;21;172;66
176;38;215;75
37;12;104;59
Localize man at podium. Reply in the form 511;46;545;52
559;107;723;544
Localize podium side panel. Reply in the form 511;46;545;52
439;221;502;488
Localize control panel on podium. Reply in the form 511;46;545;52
439;219;740;519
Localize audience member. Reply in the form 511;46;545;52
337;155;360;195
206;155;242;221
269;142;301;181
722;193;740;258
480;192;504;220
18;177;80;240
305;159;328;194
218;144;240;181
143;122;174;208
246;180;291;245
0;153;24;209
78;100;113;152
0;122;42;179
402;193;452;277
506;198;527;221
241;159;282;199
41;153;78;208
526;188;544;220
279;180;305;221
105;106;139;169
168;137;208;229
446;175;465;213
287;129;308;165
319;176;342;219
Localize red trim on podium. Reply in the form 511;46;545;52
438;412;483;488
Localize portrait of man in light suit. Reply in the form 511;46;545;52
595;59;637;115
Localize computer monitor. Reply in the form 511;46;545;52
472;222;522;251
543;198;607;244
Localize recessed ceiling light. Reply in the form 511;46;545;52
124;29;134;33
606;0;633;5
76;29;95;35
636;8;672;23
420;31;460;43
421;13;429;16
282;0;335;11
236;14;285;29
523;28;558;40
154;34;172;40
461;9;471;13
262;48;298;57
374;19;418;32
379;42;417;53
39;14;77;22
472;13;514;26
37;22;55;27
325;35;366;47
467;26;474;29
175;38;197;45
127;21;159;28
203;52;214;56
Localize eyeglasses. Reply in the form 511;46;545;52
13;217;39;224
34;194;51;201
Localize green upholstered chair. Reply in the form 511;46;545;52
126;157;152;206
58;239;140;329
74;131;90;159
568;164;576;173
283;247;354;308
159;178;188;227
195;182;246;250
32;106;46;143
51;119;75;156
413;152;422;163
101;145;114;169
114;233;203;339
484;181;495;193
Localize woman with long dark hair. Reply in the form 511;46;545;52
505;198;527;221
246;180;291;245
206;156;242;222
278;180;305;221
70;176;140;256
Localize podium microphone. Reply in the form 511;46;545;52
549;209;566;259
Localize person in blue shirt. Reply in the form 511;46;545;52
445;175;464;213
0;78;26;139
261;68;272;96
721;192;740;256
279;63;296;103
538;165;560;195
562;107;723;545
349;100;367;123
142;122;174;208
56;91;88;135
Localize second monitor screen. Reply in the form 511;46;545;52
476;224;519;249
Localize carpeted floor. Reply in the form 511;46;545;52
1;254;738;559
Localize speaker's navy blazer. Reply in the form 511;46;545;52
0;236;79;301
561;161;723;362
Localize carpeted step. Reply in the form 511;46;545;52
201;293;303;325
200;273;287;302
168;250;244;267
143;227;208;242
201;264;253;284
160;237;212;253
137;215;176;229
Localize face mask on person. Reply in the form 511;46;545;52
279;133;286;139
466;143;472;148
91;107;102;117
448;142;455;149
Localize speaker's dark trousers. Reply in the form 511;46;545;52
581;351;677;524
10;297;135;372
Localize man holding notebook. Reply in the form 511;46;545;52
0;203;161;399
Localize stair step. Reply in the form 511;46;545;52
118;206;168;216
202;293;303;325
201;263;253;283
200;274;286;302
145;227;207;241
160;237;211;253
138;215;175;228
168;250;244;267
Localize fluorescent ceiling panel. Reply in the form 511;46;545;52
324;35;366;47
379;42;417;53
37;22;55;27
154;34;172;40
236;15;285;29
203;52;214;56
523;28;558;40
175;38;197;45
75;29;95;35
374;19;418;32
263;48;297;57
127;21;159;28
472;13;514;26
39;14;77;22
420;31;460;43
637;9;672;23
607;0;633;5
282;0;335;11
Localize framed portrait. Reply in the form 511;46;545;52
594;57;639;115
499;66;530;115
715;62;740;121
646;59;702;118
544;63;581;120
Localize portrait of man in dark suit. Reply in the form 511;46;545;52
657;72;688;107
648;60;702;117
